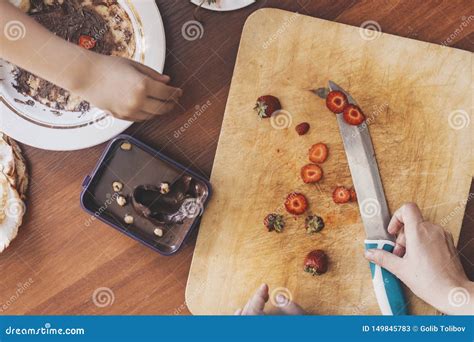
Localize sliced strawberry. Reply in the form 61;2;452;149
309;143;328;163
343;104;366;125
350;187;357;202
254;95;281;119
326;90;348;113
285;192;308;215
332;186;350;204
79;35;96;50
301;164;323;183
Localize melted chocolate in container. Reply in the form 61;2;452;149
81;136;211;255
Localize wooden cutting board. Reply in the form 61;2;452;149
186;9;473;315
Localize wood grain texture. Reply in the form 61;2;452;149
186;8;473;315
0;0;472;315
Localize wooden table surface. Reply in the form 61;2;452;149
1;0;472;315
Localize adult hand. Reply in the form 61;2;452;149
364;203;473;315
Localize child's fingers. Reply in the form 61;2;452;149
146;78;182;102
133;62;171;83
142;98;175;115
243;283;268;315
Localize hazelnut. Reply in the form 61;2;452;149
117;195;127;207
120;142;132;151
153;228;163;237
124;214;134;224
112;181;123;192
159;182;170;194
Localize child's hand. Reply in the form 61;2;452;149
73;55;182;122
364;203;473;315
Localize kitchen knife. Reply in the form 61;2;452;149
328;80;407;315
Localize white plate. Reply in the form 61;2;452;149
190;0;255;12
0;0;166;151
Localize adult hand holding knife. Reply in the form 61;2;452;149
328;81;474;316
237;82;473;316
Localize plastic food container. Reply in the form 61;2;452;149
80;134;212;255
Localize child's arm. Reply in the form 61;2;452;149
0;2;181;121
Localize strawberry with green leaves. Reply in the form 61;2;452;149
254;95;281;119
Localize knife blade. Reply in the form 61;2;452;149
328;80;407;315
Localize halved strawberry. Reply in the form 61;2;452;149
343;104;366;125
254;95;281;119
349;187;357;202
285;193;308;215
326;91;348;113
301;164;323;183
309;143;328;163
332;186;350;204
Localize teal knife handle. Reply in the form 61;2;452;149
365;239;408;315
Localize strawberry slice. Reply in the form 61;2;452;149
326;90;348;113
78;35;96;50
309;143;328;163
332;186;350;204
343;104;366;125
254;95;281;119
301;164;323;183
285;192;308;215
